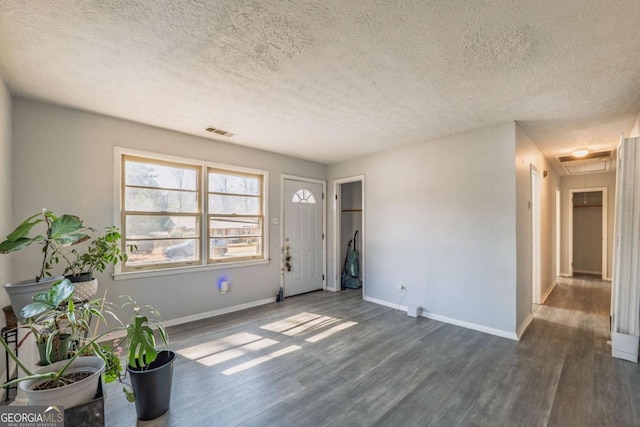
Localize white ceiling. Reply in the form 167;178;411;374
0;1;639;166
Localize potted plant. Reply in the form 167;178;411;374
107;296;175;421
1;279;174;420
0;279;112;409
0;209;90;320
57;226;128;300
19;279;77;365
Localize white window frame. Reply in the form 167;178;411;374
113;147;269;280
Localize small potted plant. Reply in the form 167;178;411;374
105;296;175;421
0;209;90;320
57;226;128;300
19;279;77;366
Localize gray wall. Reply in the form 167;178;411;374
560;172;616;278
328;122;518;334
11;99;326;322
0;77;12;399
0;79;12;308
515;125;560;330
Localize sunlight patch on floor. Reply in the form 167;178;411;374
177;332;264;360
260;312;326;334
198;338;279;367
305;321;358;343
222;345;302;375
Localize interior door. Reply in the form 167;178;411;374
283;179;323;297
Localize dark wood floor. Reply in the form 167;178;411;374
104;277;640;426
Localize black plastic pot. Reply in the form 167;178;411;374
65;272;93;283
127;350;176;421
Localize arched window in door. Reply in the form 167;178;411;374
292;189;316;204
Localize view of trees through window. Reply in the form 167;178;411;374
121;155;265;271
208;169;263;262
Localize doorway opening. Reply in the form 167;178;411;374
568;187;607;280
334;176;365;297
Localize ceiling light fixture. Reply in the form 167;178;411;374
572;148;589;158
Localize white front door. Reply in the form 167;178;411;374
283;179;323;297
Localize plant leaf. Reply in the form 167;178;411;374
56;233;90;245
50;215;84;240
126;315;158;368
0;237;35;254
5;214;42;241
20;302;53;320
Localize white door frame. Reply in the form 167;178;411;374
333;175;365;295
531;166;542;304
568;186;608;279
556;187;561;278
281;175;327;292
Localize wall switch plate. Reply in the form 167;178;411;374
272;218;279;225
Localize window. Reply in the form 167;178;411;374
208;169;264;263
118;150;268;274
292;189;316;203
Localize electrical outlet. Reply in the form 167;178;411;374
396;283;405;292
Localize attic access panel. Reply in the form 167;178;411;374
563;160;609;175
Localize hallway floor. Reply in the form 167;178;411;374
532;275;638;426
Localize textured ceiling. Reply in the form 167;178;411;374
0;0;639;166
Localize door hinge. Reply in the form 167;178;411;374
322;233;324;240
322;193;324;200
335;194;338;200
322;274;325;281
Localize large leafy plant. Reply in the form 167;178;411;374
0;209;90;282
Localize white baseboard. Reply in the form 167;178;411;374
164;297;276;328
363;296;405;311
99;297;276;342
363;296;518;341
517;314;533;340
541;281;557;304
611;331;639;363
559;273;572;278
605;277;612;282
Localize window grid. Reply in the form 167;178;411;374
121;155;203;272
207;168;264;264
119;153;267;272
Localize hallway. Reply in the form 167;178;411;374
530;275;639;426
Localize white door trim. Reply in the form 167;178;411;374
556;187;561;278
568;186;608;279
333;175;365;295
531;165;542;304
281;175;327;292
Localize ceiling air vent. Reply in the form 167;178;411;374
205;127;234;137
